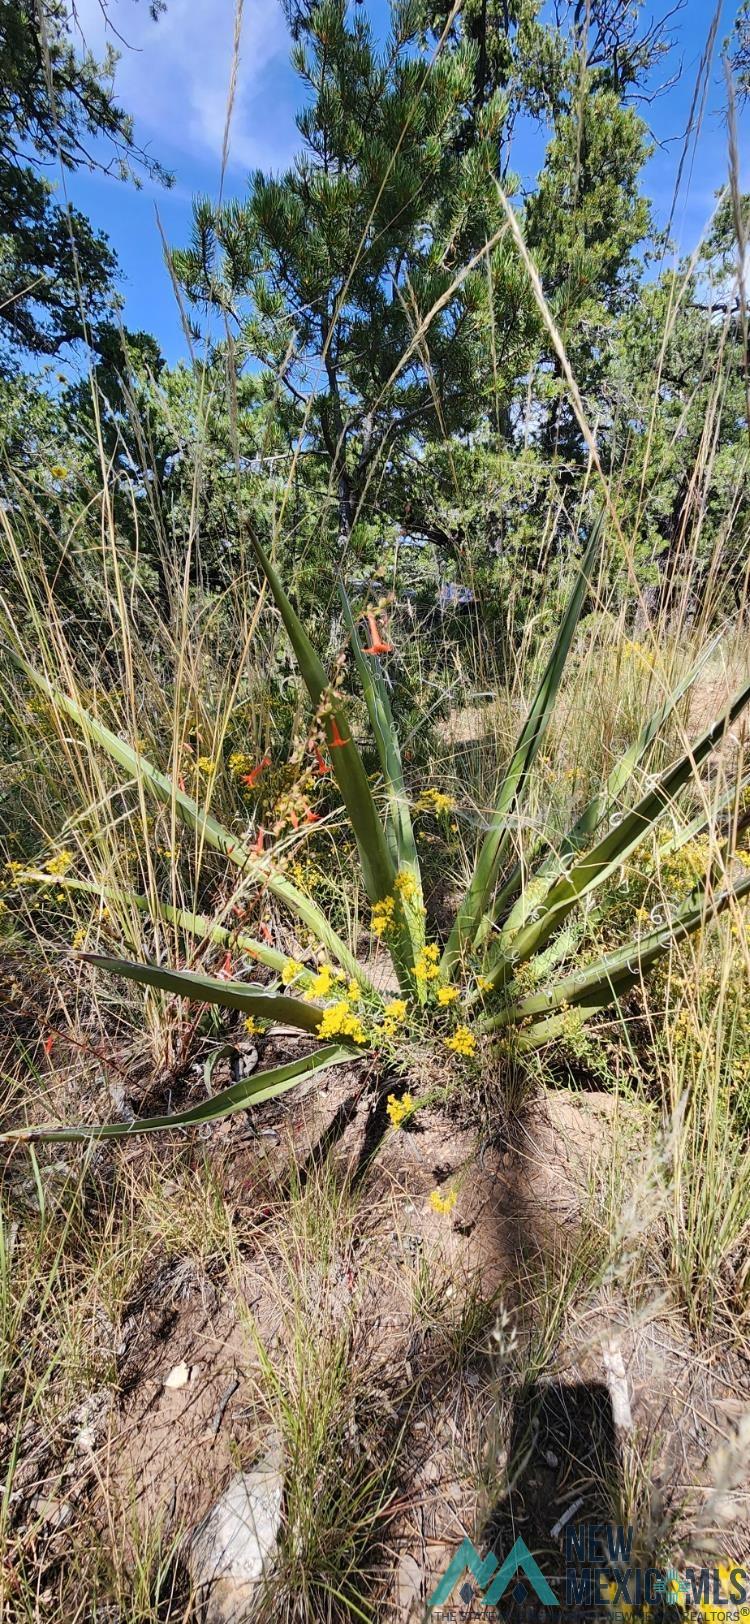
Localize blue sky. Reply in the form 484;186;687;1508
65;0;748;367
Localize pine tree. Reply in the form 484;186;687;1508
171;0;537;552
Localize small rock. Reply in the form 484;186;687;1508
186;1443;284;1623
164;1361;191;1390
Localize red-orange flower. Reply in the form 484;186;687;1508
241;754;271;788
313;746;331;776
328;718;348;749
252;827;266;854
362;613;393;656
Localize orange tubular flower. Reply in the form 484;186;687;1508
328;718;348;749
241;754;271;789
43;1034;55;1056
259;922;273;944
252;827;266;855
362;613;393;656
313;746;331;776
305;809;320;824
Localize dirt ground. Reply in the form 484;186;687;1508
6;1042;749;1621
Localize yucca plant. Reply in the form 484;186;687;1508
3;519;750;1145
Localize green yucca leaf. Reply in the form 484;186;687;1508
10;650;366;987
338;583;424;924
0;1045;354;1144
83;954;329;1034
441;516;603;976
486;673;750;988
498;871;750;1050
252;540;397;909
489;634;722;949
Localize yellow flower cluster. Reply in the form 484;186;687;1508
229;751;255;776
371;894;396;937
437;984;459;1006
414;943;441;983
317;1000;367;1043
475;975;493;994
394;869;423;910
387;1091;415;1128
429;1186;457;1215
281;958;304;985
659;836;711;892
45;849;74;877
445;1024;476;1058
196;756;217;776
382;997;408;1037
244;1016;261;1035
305;963;345;999
417;789;456;815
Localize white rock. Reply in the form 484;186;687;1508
187;1448;284;1623
164;1361;190;1390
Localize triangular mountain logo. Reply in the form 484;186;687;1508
429;1534;558;1608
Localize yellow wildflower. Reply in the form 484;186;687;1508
414;943;441;983
71;927;87;949
417;789;456;815
281;958;304;985
371;894;395;937
306;964;335;999
317;1001;366;1043
229;751;255;776
394;869;422;907
49;463;68;479
45;849;74;876
384;998;407;1022
476;975;493;994
381;997;409;1038
387;1091;415;1128
445;1024;476;1058
347;979;362;1003
244;1016;261;1035
196;756;217;776
429;1186;457;1216
437;985;459;1006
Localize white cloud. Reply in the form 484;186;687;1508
72;0;299;175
